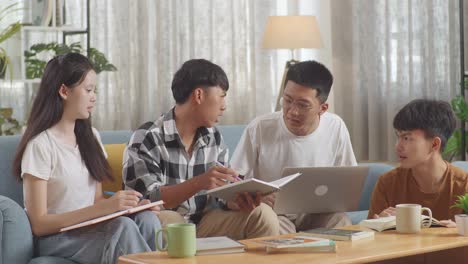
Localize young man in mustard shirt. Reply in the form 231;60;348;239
368;99;468;226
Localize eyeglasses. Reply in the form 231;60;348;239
281;97;313;113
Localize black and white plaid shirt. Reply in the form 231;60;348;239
123;108;229;221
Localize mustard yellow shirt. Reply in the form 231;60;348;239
368;163;468;220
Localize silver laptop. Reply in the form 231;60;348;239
274;166;368;214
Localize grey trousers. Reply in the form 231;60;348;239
278;212;352;234
34;211;161;264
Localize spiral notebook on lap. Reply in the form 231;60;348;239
60;200;164;232
274;166;368;214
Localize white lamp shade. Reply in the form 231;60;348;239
262;16;322;49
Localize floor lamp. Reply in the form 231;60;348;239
262;16;323;111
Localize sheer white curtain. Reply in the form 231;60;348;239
0;0;326;132
89;0;282;130
330;0;461;161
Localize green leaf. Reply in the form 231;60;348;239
24;42;117;79
89;48;117;74
0;22;21;44
451;96;468;121
0;108;21;135
451;193;468;213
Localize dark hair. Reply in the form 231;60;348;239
13;53;114;182
171;59;229;103
285;60;333;103
393;99;456;151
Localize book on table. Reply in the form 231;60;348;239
299;227;375;241
359;215;441;232
205;173;302;201
196;236;245;255
253;235;336;254
60;200;164;232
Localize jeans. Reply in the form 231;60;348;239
34;211;161;264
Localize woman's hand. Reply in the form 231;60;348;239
100;190;142;213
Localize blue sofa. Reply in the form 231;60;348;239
0;124;397;263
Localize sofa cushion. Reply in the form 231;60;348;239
0;195;33;264
102;144;126;193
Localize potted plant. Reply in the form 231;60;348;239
24;42;117;79
443;78;468;160
452;193;468;236
0;107;21;135
0;3;21;79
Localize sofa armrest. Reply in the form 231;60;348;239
28;256;78;264
0;195;33;264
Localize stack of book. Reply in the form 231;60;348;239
359;216;397;232
196;236;245;255
253;236;336;253
300;227;375;241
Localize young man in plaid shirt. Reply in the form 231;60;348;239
123;59;280;239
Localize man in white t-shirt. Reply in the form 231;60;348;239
230;60;357;234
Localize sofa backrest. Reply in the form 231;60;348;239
357;163;395;211
0;125;247;205
99;125;247;156
0;135;23;206
217;125;246;157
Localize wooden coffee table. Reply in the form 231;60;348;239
119;226;468;264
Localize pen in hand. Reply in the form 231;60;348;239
103;191;144;201
215;161;243;182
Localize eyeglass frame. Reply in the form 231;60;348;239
280;96;315;113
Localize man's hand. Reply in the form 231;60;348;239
137;199;161;215
373;207;396;219
195;166;239;190
439;220;457;228
228;191;261;213
261;193;276;208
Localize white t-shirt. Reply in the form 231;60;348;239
21;128;107;214
230;111;357;182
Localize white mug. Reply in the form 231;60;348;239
396;204;432;233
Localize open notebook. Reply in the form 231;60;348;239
205;173;302;201
359;215;441;232
60;200;164;232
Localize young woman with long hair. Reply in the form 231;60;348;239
12;53;161;264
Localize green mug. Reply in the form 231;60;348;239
155;223;196;258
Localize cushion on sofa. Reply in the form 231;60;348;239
102;144;126;193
